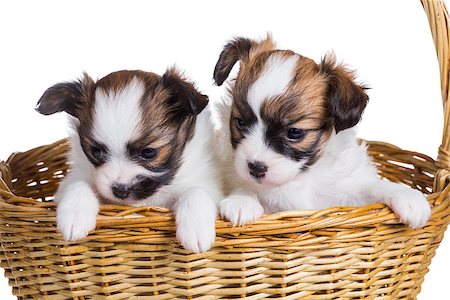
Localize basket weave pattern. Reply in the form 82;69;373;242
1;1;450;299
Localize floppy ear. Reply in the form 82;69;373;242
162;68;208;116
213;37;258;86
320;54;369;133
35;73;94;118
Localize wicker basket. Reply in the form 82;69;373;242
1;1;450;299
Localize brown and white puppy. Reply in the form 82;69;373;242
36;69;221;253
214;35;431;228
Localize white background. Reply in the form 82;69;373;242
0;0;448;298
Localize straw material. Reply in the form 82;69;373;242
1;0;450;298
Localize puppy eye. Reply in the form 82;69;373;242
141;148;158;160
235;118;246;130
91;146;106;160
287;128;305;141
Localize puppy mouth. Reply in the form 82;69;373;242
244;173;279;187
95;190;139;204
250;175;268;186
253;177;278;187
243;170;297;188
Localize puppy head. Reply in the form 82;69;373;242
214;36;368;187
37;68;208;203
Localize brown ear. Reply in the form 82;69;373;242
162;68;208;116
320;54;369;133
35;73;94;118
213;37;257;86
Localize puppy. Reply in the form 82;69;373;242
36;68;221;253
213;36;431;228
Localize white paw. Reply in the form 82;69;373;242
389;189;431;229
175;188;217;253
220;193;264;226
176;218;216;253
55;183;99;241
57;205;97;241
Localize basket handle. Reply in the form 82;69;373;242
421;0;450;191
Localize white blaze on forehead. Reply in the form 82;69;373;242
92;77;144;155
243;125;267;161
247;53;298;118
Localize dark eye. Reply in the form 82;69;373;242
91;146;105;160
287;128;305;141
235;118;246;130
141;148;158;160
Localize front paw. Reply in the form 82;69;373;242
176;220;216;253
56;192;99;241
389;189;431;229
57;205;97;241
220;193;264;226
175;188;217;253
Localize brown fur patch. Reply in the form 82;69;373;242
260;55;333;160
320;54;369;132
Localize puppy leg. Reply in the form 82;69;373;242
220;190;264;226
55;170;99;241
173;188;217;253
363;179;431;228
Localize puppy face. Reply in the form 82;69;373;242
37;69;208;203
214;36;368;187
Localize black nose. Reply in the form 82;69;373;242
112;184;131;199
248;161;268;179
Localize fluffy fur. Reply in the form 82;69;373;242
36;69;221;253
214;35;431;228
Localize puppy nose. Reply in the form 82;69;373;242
248;161;268;179
112;184;131;199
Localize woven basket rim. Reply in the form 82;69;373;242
1;138;449;241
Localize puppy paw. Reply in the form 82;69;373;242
175;188;217;253
176;218;216;253
55;183;99;241
220;193;264;226
57;206;97;241
388;188;431;229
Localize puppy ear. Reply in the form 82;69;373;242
213;37;257;86
162;68;208;116
320;54;369;133
213;34;277;86
35;73;94;118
